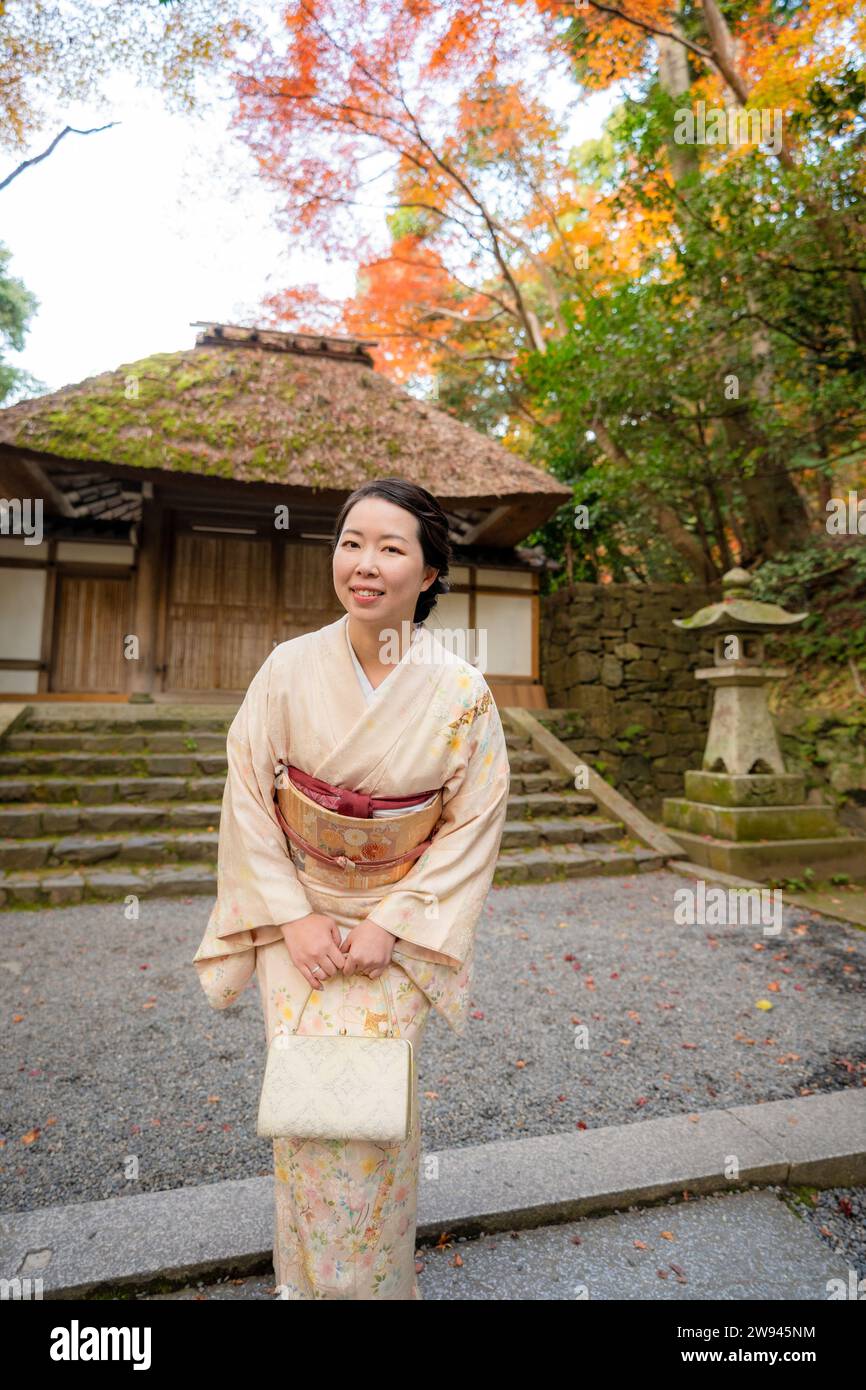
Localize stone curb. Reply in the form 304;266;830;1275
668;859;866;929
2;1089;862;1299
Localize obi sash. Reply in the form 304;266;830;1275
273;764;444;891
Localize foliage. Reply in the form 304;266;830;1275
229;0;866;583
750;537;866;672
0;0;257;152
0;241;42;406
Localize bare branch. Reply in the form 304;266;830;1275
0;123;119;192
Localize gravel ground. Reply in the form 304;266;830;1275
2;868;864;1277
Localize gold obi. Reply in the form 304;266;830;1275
274;776;444;891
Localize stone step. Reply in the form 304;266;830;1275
0;744;541;779
0;789;603;828
507;769;574;796
0;839;667;909
3;730;230;754
0;765;571;806
0;802;222;836
0;862;216;908
19;713;234;735
0;790;598;838
0;776;227;805
500;817;624;849
507;791;599;818
665;827;866;881
504;749;551;773
0;829;220;872
494;842;666;883
0;752;229;778
10;719;532;747
0;800;625;870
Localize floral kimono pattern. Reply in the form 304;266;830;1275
192;613;510;1298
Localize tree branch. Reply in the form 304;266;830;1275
0;123;119;192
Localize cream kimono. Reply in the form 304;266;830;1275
191;613;510;1300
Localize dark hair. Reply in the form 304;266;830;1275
331;476;451;624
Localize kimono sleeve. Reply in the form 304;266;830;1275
191;645;315;1010
367;683;510;971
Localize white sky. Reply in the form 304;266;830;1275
2;33;615;399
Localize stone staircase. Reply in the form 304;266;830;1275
0;707;666;909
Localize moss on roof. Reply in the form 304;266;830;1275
0;344;570;500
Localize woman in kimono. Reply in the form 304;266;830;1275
192;476;510;1300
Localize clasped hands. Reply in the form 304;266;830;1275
280;911;397;990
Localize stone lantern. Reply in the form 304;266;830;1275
662;567;864;881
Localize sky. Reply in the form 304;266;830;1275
1;21;616;400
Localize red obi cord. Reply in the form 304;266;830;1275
281;763;439;820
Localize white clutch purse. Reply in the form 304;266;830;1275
256;970;415;1143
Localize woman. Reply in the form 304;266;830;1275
192;477;510;1299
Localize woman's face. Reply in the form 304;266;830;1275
333;496;438;634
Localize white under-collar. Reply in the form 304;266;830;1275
344;616;422;704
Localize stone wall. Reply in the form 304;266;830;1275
538;581;863;825
539;581;719;817
777;709;866;833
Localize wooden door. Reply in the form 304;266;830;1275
165;532;274;690
51;574;132;692
279;543;343;640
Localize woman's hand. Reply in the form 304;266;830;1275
280;912;346;990
339;919;397;979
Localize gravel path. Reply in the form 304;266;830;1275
2;868;864;1222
